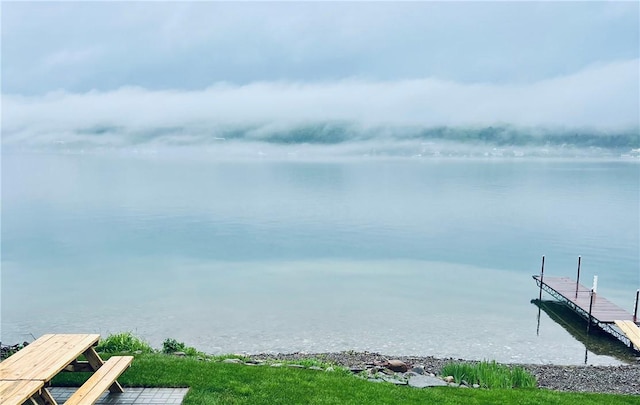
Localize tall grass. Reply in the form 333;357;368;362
440;361;537;389
95;332;154;354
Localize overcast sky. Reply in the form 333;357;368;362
2;1;639;139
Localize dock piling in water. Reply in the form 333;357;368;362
575;256;581;299
587;289;594;334
539;255;545;301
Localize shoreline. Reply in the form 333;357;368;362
249;351;640;395
3;342;639;394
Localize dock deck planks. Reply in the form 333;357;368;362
533;276;636;323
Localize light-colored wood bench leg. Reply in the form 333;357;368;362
27;389;58;405
40;388;59;405
63;356;133;405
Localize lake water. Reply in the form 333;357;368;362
2;151;639;365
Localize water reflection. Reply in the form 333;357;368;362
532;299;638;364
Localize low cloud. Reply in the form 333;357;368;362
3;59;638;148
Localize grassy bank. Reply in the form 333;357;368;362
52;353;639;405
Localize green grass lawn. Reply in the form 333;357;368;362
52;354;640;405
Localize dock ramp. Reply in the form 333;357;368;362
614;320;640;350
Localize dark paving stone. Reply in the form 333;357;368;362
48;387;188;404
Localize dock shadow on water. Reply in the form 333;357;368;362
531;299;638;364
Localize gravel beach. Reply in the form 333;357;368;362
250;352;640;395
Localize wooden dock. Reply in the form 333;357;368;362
533;276;635;322
532;257;640;352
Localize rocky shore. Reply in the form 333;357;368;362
250;352;640;395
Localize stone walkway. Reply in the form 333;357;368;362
48;387;189;404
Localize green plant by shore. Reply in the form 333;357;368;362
441;360;537;389
95;332;154;354
94;332;206;357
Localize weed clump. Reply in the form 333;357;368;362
441;360;537;389
162;337;203;356
96;332;154;354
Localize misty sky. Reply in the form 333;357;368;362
2;1;639;142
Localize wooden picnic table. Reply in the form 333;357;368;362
0;334;132;405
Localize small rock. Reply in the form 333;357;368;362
387;359;409;372
411;365;425;375
350;367;365;373
473;384;480;389
223;358;242;364
461;380;469;386
173;352;186;357
288;364;305;368
444;376;455;383
271;363;283;367
309;366;324;371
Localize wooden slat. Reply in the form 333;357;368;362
615;320;640;350
0;334;57;373
0;380;46;405
63;356;133;405
0;334;100;381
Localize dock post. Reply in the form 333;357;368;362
634;289;639;322
538;255;545;301
587;289;594;334
575;256;581;298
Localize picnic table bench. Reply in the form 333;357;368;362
0;334;132;405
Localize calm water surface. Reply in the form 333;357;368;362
2;153;639;365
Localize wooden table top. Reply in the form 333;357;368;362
0;334;100;381
0;379;45;405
